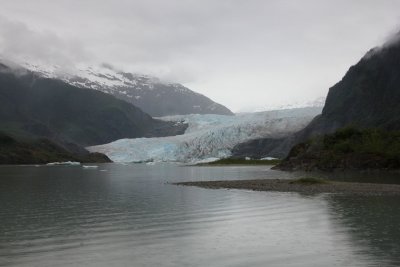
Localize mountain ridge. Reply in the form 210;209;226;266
0;62;187;163
233;34;400;161
16;60;234;117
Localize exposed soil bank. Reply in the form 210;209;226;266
174;179;400;195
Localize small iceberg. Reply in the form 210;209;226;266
260;157;279;161
82;165;99;169
46;161;81;166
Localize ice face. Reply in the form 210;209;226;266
87;107;322;163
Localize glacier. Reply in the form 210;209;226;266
87;107;322;163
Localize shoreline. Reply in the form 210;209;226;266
195;158;281;166
174;179;400;195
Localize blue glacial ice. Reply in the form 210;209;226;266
87;107;321;163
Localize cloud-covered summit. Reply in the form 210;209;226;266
1;0;400;111
0;16;91;73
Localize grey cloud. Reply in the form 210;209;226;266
383;29;400;48
1;1;400;111
0;16;92;71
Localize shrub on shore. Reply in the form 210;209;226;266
277;127;400;171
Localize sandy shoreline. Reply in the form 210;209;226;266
174;179;400;195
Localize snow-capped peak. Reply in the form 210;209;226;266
10;58;234;117
17;59;166;91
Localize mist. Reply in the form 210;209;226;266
1;0;400;111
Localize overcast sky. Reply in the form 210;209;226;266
0;0;399;112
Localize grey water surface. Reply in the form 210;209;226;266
1;164;399;266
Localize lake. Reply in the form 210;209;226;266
1;164;400;266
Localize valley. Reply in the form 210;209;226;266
1;3;400;267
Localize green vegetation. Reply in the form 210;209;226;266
278;127;400;171
290;177;329;185
324;127;400;156
200;158;281;166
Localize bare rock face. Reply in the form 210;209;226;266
234;34;400;160
303;37;400;135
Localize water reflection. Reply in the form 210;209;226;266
309;169;400;184
0;164;399;266
326;195;400;266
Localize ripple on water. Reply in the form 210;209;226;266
0;164;399;266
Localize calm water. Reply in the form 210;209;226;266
1;164;400;267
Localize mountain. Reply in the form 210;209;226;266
22;62;234;117
298;38;400;137
287;34;400;145
87;108;321;163
273;34;400;170
0;62;187;163
234;34;400;161
0;132;110;164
